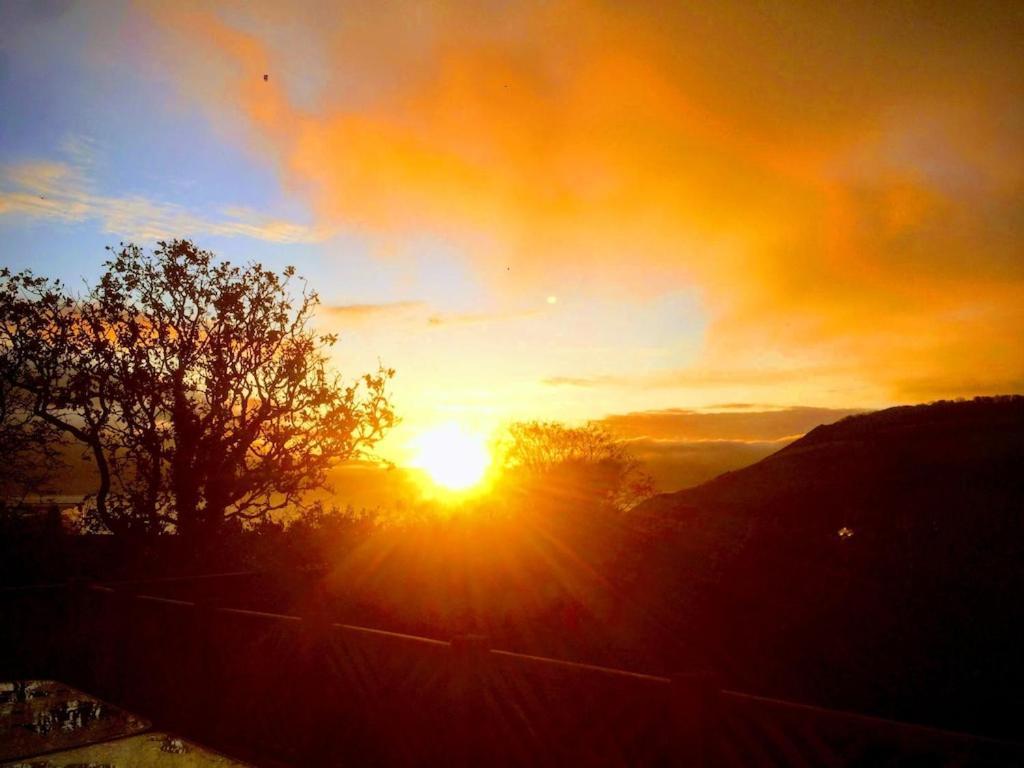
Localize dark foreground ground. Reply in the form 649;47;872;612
3;397;1023;752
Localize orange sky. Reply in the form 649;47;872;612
2;1;1022;467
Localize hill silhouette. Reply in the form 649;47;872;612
634;395;1024;739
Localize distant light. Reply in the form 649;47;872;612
546;295;558;304
838;526;854;539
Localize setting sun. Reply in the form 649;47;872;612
411;423;492;491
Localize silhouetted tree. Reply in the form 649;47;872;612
0;269;87;510
0;241;396;538
500;421;654;511
0;367;62;502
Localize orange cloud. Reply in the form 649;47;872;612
134;0;1024;403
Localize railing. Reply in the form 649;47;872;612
3;576;1022;767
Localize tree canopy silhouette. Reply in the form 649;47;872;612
500;421;654;512
0;240;395;538
0;365;62;502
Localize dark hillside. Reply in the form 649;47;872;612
635;396;1024;739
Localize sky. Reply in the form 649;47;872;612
1;0;1021;474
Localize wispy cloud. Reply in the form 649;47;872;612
322;301;427;323
0;139;322;244
542;365;863;392
597;406;864;443
543;375;621;388
323;300;540;330
426;308;540;327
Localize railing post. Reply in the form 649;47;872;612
300;581;333;646
299;592;336;762
450;634;491;766
188;598;221;739
670;671;720;767
63;577;86;681
65;576;85;627
99;586;137;703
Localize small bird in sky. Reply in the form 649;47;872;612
263;74;269;82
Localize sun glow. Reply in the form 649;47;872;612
411;423;492;491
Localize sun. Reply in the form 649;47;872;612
411;423;492;491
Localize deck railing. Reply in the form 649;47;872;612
3;575;1021;767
